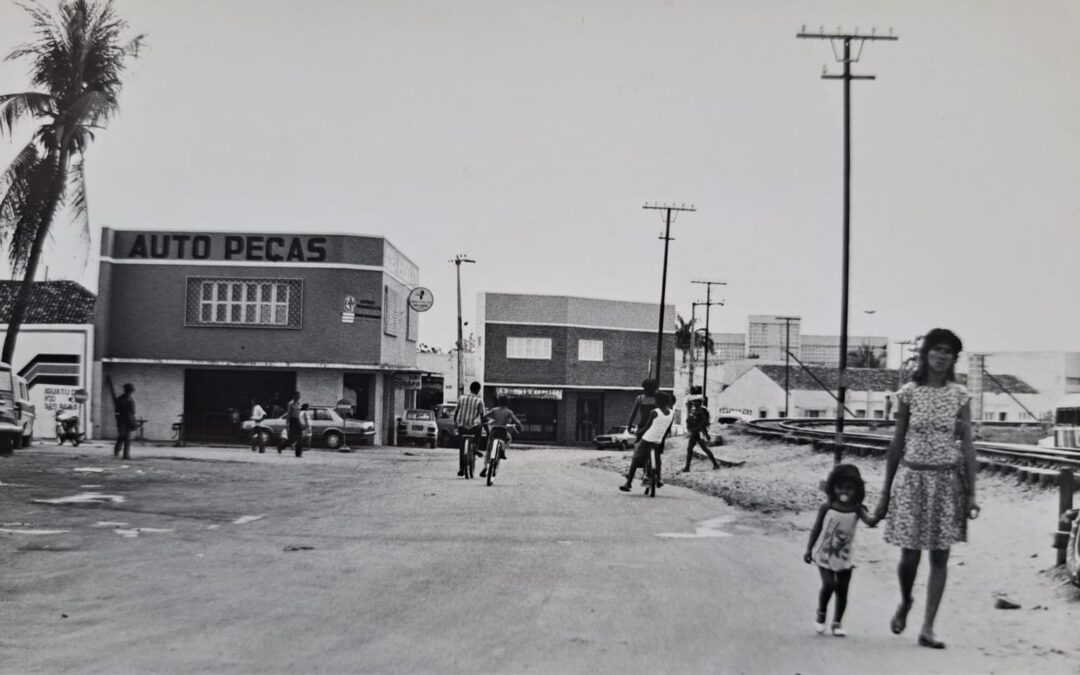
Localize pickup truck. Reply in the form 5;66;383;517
0;363;25;453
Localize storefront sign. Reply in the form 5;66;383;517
394;374;422;390
43;386;80;412
342;295;356;324
495;387;563;400
124;233;329;262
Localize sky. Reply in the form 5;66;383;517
1;0;1077;365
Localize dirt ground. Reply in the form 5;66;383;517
587;427;1080;664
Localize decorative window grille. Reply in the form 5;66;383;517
506;337;552;360
186;278;302;328
578;339;603;362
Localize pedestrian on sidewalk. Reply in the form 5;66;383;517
682;395;719;472
277;391;304;456
113;383;137;460
454;381;486;477
873;328;980;650
299;403;312;456
249;397;268;453
619;391;674;492
804;463;877;637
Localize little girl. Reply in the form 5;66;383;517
804;463;877;636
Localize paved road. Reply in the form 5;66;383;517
1;444;1072;673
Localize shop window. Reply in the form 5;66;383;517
187;278;302;328
578;339;603;362
507;337;552;360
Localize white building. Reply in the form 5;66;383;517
958;351;1080;421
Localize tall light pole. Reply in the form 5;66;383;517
776;316;799;417
692;280;726;405
451;254;475;399
643;203;695;388
797;25;898;461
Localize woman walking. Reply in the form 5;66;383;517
873;328;980;649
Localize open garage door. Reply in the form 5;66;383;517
184;369;296;444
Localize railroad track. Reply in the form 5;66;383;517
745;418;1080;487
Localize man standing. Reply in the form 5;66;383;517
114;383;137;460
249;397;268;453
277;391;303;457
682;395;720;471
454;381;486;477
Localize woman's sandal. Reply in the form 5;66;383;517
918;633;946;649
890;598;913;635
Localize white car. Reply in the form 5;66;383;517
397;409;438;448
594;426;637;450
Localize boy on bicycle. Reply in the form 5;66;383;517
481;395;522;478
454;381;486;477
619;391;674;492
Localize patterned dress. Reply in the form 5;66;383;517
812;508;859;571
884;381;972;551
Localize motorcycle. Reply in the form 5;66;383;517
55;409;84;446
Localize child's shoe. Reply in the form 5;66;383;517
814;611;826;634
831;622;846;637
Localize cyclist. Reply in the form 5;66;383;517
481;395;522;478
627;378;659;436
619;391;674;492
454;381;486;477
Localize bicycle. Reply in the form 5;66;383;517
645;443;659;497
483;424;518;486
459;426;479;479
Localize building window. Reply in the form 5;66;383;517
999;412;1007;422
806;410;823;418
506;337;552;360
406;307;419;342
578;339;603;362
384;286;402;337
854;409;866;418
186;277;302;328
872;410;884;420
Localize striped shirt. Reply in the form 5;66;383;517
454;393;485;428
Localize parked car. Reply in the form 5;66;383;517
594;425;637;450
14;375;35;447
397;409;438;448
245;406;375;450
434;403;458;447
0;363;24;453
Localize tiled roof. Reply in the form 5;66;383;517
754;364;1037;395
0;281;96;324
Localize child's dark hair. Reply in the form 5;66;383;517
641;378;659;395
824;463;866;505
496;394;509;407
654;391;671;407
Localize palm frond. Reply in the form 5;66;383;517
69;152;89;241
0;91;55;136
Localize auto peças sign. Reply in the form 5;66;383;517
123;233;329;263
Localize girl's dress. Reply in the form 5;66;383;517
812;508;858;571
885;381;971;550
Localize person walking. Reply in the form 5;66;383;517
249;397;268;453
873;328;980;650
454;381;486;477
277;391;304;457
113;383;137;460
682;395;719;471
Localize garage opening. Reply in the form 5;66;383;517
184;369;296;444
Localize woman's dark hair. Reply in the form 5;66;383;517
496;394;509;407
911;328;963;384
641;378;659;395
824;463;866;505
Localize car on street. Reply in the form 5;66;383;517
434;403;458;447
0;363;24;453
245;406;375;450
15;375;35;447
594;425;637;450
397;408;438;448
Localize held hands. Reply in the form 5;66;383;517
872;499;889;524
966;495;981;520
803;551;813;565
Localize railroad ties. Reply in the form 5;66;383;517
745;419;1080;489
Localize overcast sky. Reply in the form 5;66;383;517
1;0;1077;362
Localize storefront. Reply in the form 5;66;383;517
94;228;423;445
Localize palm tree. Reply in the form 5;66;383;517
694;328;715;357
0;0;143;362
848;342;884;368
674;314;695;364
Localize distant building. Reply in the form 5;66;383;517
415;351;477;409
477;293;675;444
715;364;1038;421
0;281;96;440
959;351;1080;421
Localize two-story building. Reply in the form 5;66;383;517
93;228;424;445
477;293;675;444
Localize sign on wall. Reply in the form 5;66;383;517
394;374;422;390
407;287;434;312
495;387;563;400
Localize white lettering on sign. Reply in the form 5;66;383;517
42;386;79;412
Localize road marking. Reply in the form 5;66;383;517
0;528;70;535
33;493;126;505
232;515;266;525
92;521;130;528
657;515;738;539
73;468;105;473
114;528;175;539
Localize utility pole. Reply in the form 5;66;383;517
797;25;898;461
691;280;726;405
776;316;799;417
450;254;475;399
643;203;695;389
